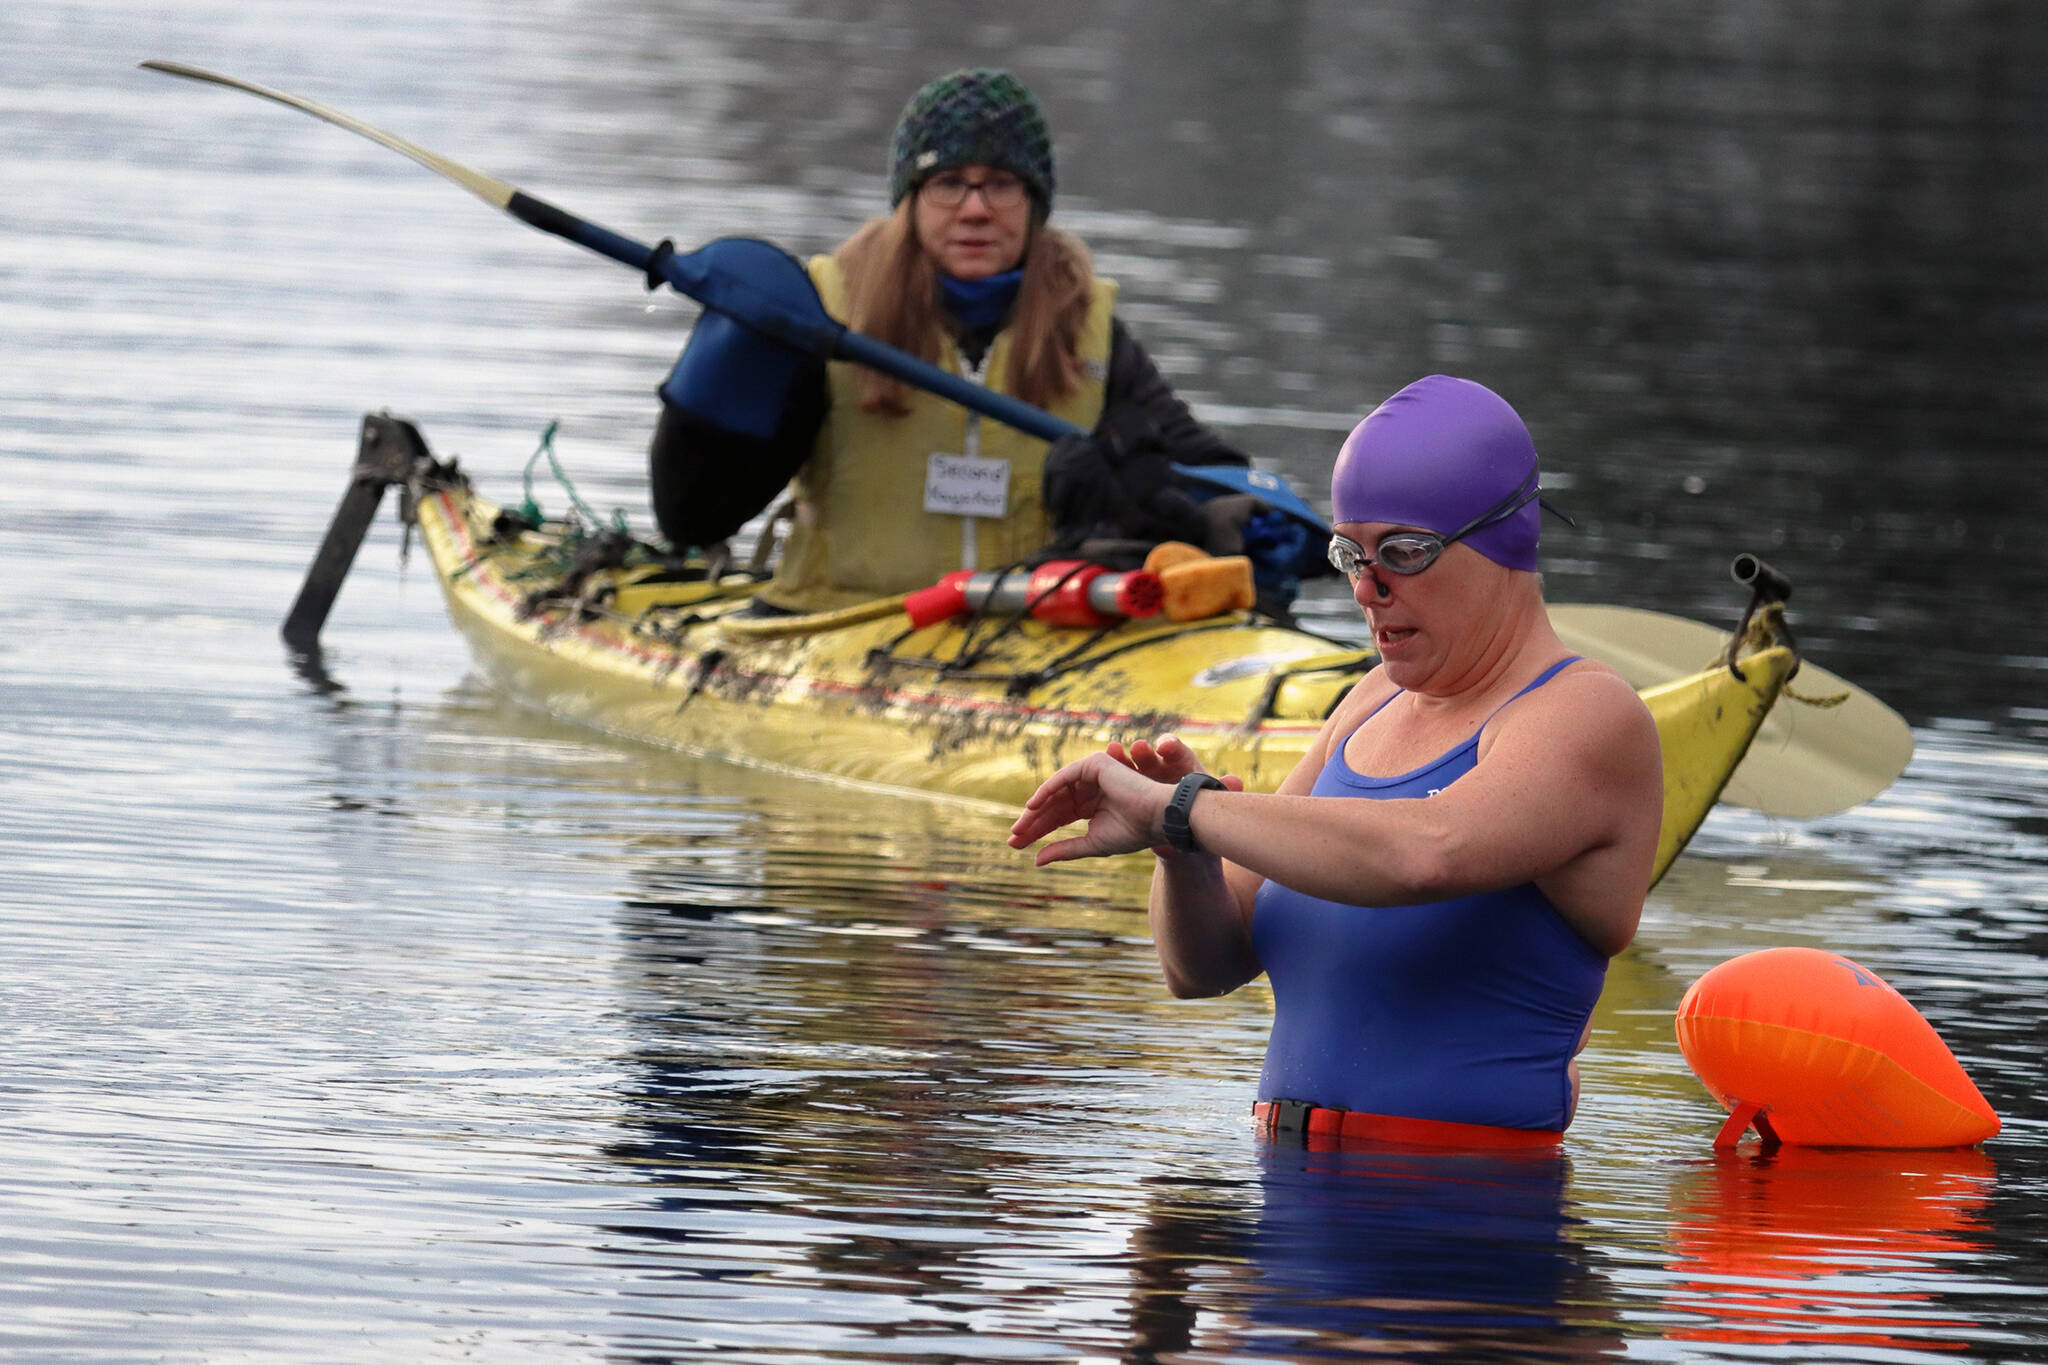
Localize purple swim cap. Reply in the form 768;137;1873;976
1330;375;1542;571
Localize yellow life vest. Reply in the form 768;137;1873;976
758;255;1115;613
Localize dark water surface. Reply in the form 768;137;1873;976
6;1;2047;1359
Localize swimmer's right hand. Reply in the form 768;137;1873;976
1009;751;1167;866
1106;733;1245;793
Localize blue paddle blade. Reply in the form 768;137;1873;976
666;237;842;354
1171;463;1330;536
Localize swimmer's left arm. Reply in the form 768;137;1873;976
1154;668;1661;954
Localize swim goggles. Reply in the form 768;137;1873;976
1326;478;1551;580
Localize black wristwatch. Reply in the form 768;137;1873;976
1162;773;1226;854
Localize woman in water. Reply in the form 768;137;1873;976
1008;376;1664;1147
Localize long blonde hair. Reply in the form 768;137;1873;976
834;198;1096;415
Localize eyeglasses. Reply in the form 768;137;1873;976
921;170;1027;210
1326;478;1542;581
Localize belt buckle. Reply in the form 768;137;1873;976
1267;1098;1315;1140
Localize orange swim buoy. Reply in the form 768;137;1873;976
1675;947;1999;1149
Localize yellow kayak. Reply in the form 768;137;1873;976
300;416;1807;886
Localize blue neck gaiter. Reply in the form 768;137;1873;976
940;268;1024;331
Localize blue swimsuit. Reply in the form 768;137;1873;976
1250;658;1607;1131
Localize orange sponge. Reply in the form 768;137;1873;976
1158;555;1256;621
1143;541;1211;575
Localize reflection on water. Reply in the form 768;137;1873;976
1121;1154;1612;1364
7;0;2048;1358
1663;1148;1997;1355
596;855;1230;1354
1216;1145;1619;1361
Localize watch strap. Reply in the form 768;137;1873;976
1162;773;1225;854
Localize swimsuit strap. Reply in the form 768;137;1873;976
1344;654;1583;750
1491;655;1582;718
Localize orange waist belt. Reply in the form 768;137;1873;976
1253;1099;1563;1150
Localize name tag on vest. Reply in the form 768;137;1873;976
924;452;1010;518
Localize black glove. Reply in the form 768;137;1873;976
1043;407;1211;550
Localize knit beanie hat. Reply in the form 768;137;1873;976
888;69;1054;210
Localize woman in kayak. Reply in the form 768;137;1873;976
648;67;1253;615
1008;375;1665;1146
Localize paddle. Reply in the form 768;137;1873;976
1549;598;1915;820
138;60;1082;446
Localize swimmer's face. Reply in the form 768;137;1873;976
1340;522;1504;689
